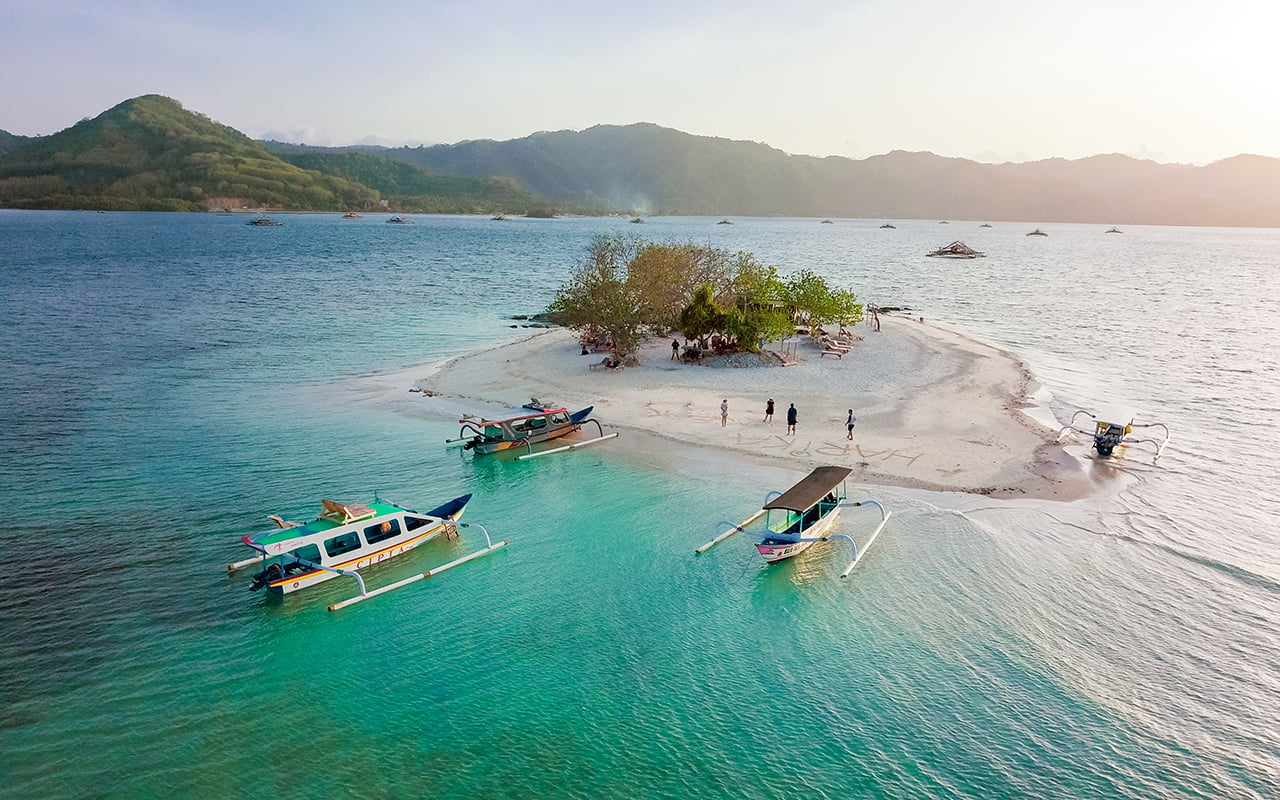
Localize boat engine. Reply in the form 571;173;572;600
249;563;283;591
1092;422;1128;457
249;558;308;591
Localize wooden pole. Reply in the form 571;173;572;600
227;555;264;573
839;511;892;578
695;509;765;553
516;433;619;461
327;541;508;612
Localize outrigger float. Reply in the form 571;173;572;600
1056;410;1170;462
447;399;616;460
696;466;892;578
227;493;507;611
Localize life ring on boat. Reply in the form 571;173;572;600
443;523;460;540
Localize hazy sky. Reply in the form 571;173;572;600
2;0;1276;164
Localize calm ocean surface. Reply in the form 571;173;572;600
1;211;1277;799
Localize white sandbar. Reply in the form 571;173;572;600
410;316;1090;500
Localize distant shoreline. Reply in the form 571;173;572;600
404;316;1092;501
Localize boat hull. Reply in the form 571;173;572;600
471;423;579;454
756;507;841;563
262;500;468;595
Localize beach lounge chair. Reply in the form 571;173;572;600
820;347;844;359
588;357;611;371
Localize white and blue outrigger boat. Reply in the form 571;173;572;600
227;493;507;611
1057;410;1170;462
696;466;892;578
447;399;616;460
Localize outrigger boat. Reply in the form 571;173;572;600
1057;410;1170;462
926;240;985;258
227;493;507;611
448;399;616;460
696;466;892;578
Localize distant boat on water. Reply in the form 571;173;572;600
717;219;733;225
341;212;361;219
926;241;985;259
1026;228;1048;236
630;217;645;224
938;220;950;224
820;219;833;224
880;223;896;229
247;217;281;226
1106;226;1123;234
387;216;413;224
979;223;993;228
491;214;508;221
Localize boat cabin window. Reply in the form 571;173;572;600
528;416;548;430
324;531;362;558
404;515;431;532
287;544;321;565
550;412;570;424
364;517;402;544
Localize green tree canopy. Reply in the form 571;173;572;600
548;235;863;358
678;285;723;346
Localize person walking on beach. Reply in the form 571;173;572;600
720;399;729;427
764;398;774;423
671;339;680;360
846;409;857;440
786;403;798;435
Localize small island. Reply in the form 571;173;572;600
412;236;1087;500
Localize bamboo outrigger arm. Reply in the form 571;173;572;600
832;500;892;578
445;422;486;446
1056;409;1096;442
516;421;617;461
696;510;767;553
1129;422;1171;461
327;522;508;612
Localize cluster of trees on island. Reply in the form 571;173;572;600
548;235;862;359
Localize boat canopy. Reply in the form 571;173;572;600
459;407;568;426
764;466;853;513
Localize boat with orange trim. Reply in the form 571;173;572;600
228;493;507;609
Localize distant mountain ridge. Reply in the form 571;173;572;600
4;95;1280;225
268;125;1280;227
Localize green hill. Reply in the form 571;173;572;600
0;96;543;214
0;95;378;211
0;129;32;155
279;151;545;214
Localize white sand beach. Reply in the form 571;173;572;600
406;316;1091;500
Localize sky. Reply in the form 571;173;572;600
2;0;1277;165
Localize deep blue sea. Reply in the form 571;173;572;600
1;211;1277;799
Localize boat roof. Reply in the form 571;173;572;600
459;407;568;425
247;501;405;547
765;466;853;513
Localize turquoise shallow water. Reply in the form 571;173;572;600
1;211;1277;798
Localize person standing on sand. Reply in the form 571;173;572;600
846;409;857;440
671;339;680;360
720;399;729;427
764;398;774;423
786;403;798;435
